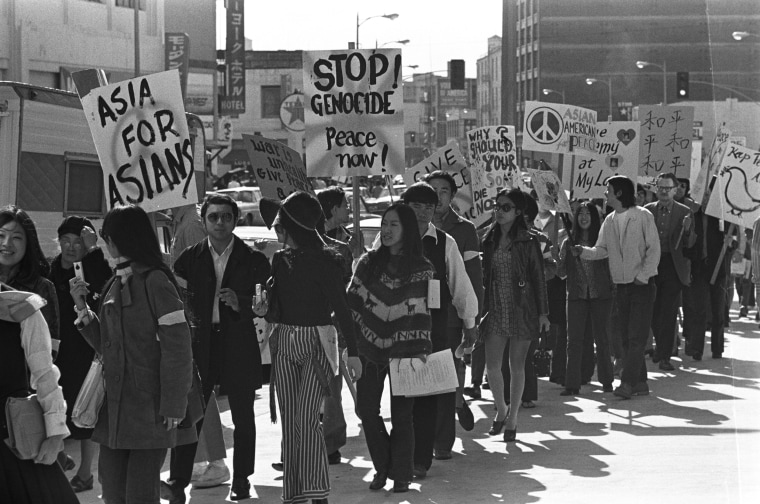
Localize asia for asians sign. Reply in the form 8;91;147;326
303;49;405;177
80;70;198;212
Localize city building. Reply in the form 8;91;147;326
477;35;503;127
402;72;477;166
495;0;760;165
1;0;164;86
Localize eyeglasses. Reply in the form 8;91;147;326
206;212;234;224
59;239;83;249
494;202;515;213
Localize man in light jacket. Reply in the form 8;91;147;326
573;176;660;399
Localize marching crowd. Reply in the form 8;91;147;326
1;168;751;504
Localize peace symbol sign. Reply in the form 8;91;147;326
526;107;563;145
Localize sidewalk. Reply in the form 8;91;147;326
72;303;760;504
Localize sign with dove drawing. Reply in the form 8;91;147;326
705;143;760;228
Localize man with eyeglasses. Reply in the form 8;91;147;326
164;193;271;503
644;173;696;372
400;182;479;478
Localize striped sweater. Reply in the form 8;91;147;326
347;253;434;364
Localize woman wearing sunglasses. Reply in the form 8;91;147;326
480;189;550;442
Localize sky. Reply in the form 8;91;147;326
215;0;503;78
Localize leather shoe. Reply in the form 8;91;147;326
614;383;632;399
602;383;614;393
433;449;452;460
160;481;186;504
327;450;341;465
369;472;387;490
457;400;475;431
659;360;675;371
412;465;427;479
393;480;410;493
489;417;506;436
230;476;251;501
463;386;481;400
503;426;517;442
560;388;579;396
692;353;702;361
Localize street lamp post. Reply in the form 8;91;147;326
542;88;565;103
356;12;399;48
585;77;613;121
733;31;759;40
377;39;410;48
636;60;667;105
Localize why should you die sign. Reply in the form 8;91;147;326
303;49;405;177
80;70;198;211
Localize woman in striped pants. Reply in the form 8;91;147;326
257;192;362;504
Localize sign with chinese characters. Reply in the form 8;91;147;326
164;33;189;99
80;70;198;212
522;101;598;156
403;141;473;218
572;121;640;199
303;49;404;176
220;0;245;115
637;105;694;183
705;143;760;228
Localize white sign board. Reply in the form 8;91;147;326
243;134;312;201
467;126;522;227
691;123;731;206
403;141;473;218
572;121;641;199
522;101;598;156
638;105;694;183
80;70;198;211
705;143;760;228
303;49;404;176
389;350;459;397
529;169;572;214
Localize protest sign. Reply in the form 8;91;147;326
638;105;694;183
572;121;640;199
705;143;760;228
690;140;703;187
467;125;522;227
389;350;459;397
691;124;730;206
243;134;312;201
403;141;473;217
80;70;198;212
529;169;572;214
522;101;598;156
303;49;404;177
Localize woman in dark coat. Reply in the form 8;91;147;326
71;204;195;504
480;189;550;442
48;216;112;492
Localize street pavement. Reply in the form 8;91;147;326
71;300;760;504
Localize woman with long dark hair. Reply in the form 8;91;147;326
70;204;195;504
557;201;614;395
348;203;434;493
1;206;77;504
48;216;112;492
480;189;550;442
0;206;59;348
257;191;362;504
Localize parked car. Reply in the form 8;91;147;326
233;225;282;260
213;186;264;226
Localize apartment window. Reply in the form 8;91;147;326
261;86;281;118
64;153;105;216
115;0;146;9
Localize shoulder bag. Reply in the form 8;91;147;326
71;357;106;429
4;395;46;460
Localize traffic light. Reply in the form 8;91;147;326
450;60;465;90
676;72;689;99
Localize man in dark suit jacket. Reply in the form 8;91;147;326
163;194;270;503
645;173;696;371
